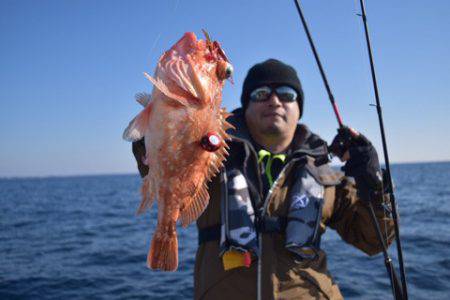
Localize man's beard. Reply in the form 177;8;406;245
263;123;283;135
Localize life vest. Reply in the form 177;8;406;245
218;156;327;266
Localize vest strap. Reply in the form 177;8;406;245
198;216;288;245
256;216;287;233
198;224;221;245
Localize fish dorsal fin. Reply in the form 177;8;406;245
122;102;153;142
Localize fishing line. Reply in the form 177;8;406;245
147;0;180;67
149;33;162;60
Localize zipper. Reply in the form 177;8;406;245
221;169;230;241
260;158;300;218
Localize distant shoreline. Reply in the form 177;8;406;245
1;160;449;180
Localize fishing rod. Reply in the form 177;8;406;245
292;0;344;128
357;0;408;298
292;0;405;299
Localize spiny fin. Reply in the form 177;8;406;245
220;108;233;119
179;108;232;227
205;151;223;179
136;175;155;215
179;184;210;227
136;92;151;107
123;102;153;142
223;120;235;131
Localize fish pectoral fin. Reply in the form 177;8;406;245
135;92;152;107
122;102;153;142
180;185;210;228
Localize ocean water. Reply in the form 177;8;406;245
1;162;449;299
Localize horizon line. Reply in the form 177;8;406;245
1;159;449;180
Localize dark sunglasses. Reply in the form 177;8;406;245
249;86;298;103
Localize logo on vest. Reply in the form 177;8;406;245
291;194;309;210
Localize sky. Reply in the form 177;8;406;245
0;0;449;177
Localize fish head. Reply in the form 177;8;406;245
156;31;233;107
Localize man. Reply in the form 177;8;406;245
133;59;394;299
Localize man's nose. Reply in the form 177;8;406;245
267;93;282;106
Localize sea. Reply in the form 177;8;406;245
1;162;449;299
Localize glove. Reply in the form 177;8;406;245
330;126;383;202
132;138;149;178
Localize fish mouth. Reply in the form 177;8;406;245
159;31;230;105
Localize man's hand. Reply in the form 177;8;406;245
330;126;383;201
132;138;149;178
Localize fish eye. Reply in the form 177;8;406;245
217;61;234;81
225;64;233;78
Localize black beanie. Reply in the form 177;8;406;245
241;59;304;117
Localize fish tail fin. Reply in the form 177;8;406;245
147;227;178;271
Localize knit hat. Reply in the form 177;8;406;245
241;59;304;117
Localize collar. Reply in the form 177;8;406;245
226;108;329;163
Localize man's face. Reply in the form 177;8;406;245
245;86;300;138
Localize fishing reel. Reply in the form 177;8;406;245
328;126;361;160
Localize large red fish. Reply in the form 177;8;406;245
123;31;233;271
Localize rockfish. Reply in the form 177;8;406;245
123;31;233;271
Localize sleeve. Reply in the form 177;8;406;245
132;138;149;178
324;177;396;256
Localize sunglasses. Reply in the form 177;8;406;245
249;85;298;103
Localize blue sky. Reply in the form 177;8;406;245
1;0;449;177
